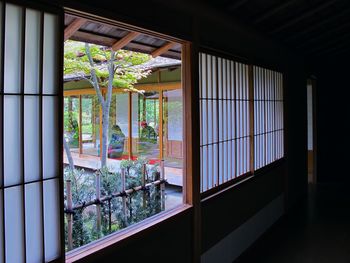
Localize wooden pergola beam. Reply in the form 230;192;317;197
64;18;87;41
253;0;298;24
111;31;140;51
270;0;338;35
151;42;176;58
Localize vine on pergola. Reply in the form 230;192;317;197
64;40;152;167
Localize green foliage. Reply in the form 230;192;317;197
64;168;95;205
64;159;163;252
64;40;152;90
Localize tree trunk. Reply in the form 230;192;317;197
64;136;75;170
101;104;110;167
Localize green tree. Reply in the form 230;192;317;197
64;41;151;166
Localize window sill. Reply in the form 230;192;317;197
201;158;286;201
65;204;192;263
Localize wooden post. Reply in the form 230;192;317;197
143;96;146;122
121;168;127;225
160;160;165;210
142;164;147;208
128;92;132;159
159;91;164;160
99;103;102;159
66;180;73;250
99;90;105;160
96;173;101;237
79;95;83;155
92;96;96;148
108;199;112;232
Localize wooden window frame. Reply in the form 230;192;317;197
63;9;199;263
198;47;285;200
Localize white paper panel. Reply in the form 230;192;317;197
43;13;59;94
203;100;214;143
4;4;22;93
44;179;60;261
206;146;210;191
132;93;139;137
207;55;212;99
43;96;58;179
25;183;43;263
212;56;217;99
218;143;223;184
213;100;218;143
25;9;41;94
4;95;22;186
0;2;3;86
5;186;24;263
24;96;40;182
0;95;2;188
0;189;3;263
200;53;206;98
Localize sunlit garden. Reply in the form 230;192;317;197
63;40;183;251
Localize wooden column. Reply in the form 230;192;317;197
121;168;128;225
96;173;101;237
128;92;132;159
92;97;96;148
99;90;105;160
66;180;73;250
142;164;147;208
160;160;165;210
143;96;146;122
159;91;164;160
98;106;102;159
182;41;201;263
79;95;83;155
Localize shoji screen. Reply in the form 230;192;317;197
199;53;250;193
253;66;284;170
0;2;62;262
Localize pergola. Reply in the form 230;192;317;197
64;61;182;162
64;13;183;163
64;13;182;59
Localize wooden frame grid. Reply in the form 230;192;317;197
0;1;63;262
199;51;284;197
253;66;284;170
199;52;251;194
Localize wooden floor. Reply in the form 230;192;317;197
63;152;183;186
236;184;350;263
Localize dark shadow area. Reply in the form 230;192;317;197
236;183;350;263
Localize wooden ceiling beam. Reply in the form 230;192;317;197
312;37;350;56
64;18;87;41
70;31;181;60
307;32;350;54
285;8;350;42
151;42;176;58
111;31;140;51
296;20;350;49
228;0;250;11
270;0;338;35
253;0;299;24
322;45;350;58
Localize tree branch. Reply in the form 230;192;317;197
106;50;115;108
85;43;105;107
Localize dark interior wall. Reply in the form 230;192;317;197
201;162;285;252
315;57;350;183
75;209;193;263
27;0;308;261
